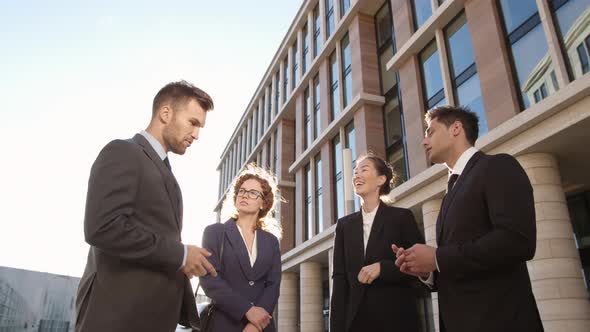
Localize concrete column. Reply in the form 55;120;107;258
422;199;442;332
517;153;590;332
278;272;299;332
300;262;324;332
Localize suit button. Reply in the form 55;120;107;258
249;281;254;286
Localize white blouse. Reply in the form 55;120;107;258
361;205;379;253
236;223;258;266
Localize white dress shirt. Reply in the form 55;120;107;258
362;205;379;253
422;147;479;286
139;130;188;269
236;223;258;266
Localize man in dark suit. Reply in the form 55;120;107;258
76;80;218;332
393;105;543;332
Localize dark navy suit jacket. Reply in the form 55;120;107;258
200;219;281;332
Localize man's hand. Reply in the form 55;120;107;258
392;244;430;278
243;322;262;332
183;245;217;278
245;306;271;331
396;244;437;274
357;262;381;284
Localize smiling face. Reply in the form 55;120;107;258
353;158;387;198
235;179;265;216
161;98;207;155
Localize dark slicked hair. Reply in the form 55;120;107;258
152;80;214;117
425;105;479;145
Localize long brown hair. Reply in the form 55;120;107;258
221;163;283;239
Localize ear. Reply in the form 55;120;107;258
451;120;462;137
377;174;387;187
158;105;173;125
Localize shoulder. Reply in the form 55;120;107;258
98;138;140;159
382;204;415;222
483;153;525;174
204;222;227;237
336;212;360;229
259;228;280;248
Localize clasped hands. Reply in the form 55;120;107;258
244;306;272;332
391;244;437;278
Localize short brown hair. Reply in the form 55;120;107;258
152;80;214;117
425;105;479;145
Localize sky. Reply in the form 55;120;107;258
0;0;302;278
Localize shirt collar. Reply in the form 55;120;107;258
361;204;379;220
140;130;167;161
447;146;478;176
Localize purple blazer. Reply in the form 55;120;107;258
199;219;281;332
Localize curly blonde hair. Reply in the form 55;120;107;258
221;163;283;239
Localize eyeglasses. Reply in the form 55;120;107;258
237;188;263;200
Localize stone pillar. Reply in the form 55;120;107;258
278;272;299;332
422;199;443;332
517;153;590;331
300;262;323;332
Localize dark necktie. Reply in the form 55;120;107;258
447;173;459;193
163;157;172;172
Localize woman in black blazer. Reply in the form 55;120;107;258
330;154;425;332
200;164;282;332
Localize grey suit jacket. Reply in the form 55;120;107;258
75;134;198;332
199;220;281;332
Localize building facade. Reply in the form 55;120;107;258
215;0;590;331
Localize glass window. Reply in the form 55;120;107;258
326;0;335;38
330;50;340;121
341;34;353;109
304;88;312;150
292;42;298;90
420;41;445;109
313;5;321;58
566;191;590;293
275;72;281;113
499;0;554;110
303;24;309;74
252;109;258;147
273;130;278;173
383;94;409;184
550;0;590;77
315;155;323;234
446;13;488;135
499;0;540;34
577;42;590;74
305;163;313;240
376;3;394;49
260;100;266;133
267;86;272;124
313;75;321;139
413;0;433;30
333;135;344;220
341;0;351;18
283;59;289;103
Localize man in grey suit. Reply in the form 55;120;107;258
76;80;217;332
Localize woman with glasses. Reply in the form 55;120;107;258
200;164;282;332
330;153;425;332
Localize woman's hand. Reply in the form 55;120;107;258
358;262;381;284
245;306;271;330
243;322;262;332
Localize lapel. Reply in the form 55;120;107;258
346;212;365;273
225;219;256;281
437;151;484;241
364;202;387;262
252;228;270;280
132;134;182;230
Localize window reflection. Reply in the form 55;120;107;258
551;0;590;80
413;0;433;30
420;41;445;109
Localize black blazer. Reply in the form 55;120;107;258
434;152;543;332
200;220;281;332
330;202;425;332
